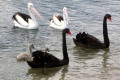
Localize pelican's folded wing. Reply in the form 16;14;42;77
53;14;63;26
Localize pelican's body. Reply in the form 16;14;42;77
50;7;69;29
12;3;44;29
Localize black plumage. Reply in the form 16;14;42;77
27;28;70;68
12;12;31;23
56;15;63;22
73;14;111;49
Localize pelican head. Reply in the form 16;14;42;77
28;3;33;8
63;7;67;11
28;3;44;22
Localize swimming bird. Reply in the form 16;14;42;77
73;14;112;49
27;28;71;68
50;7;69;29
17;44;49;61
12;3;44;29
17;44;34;61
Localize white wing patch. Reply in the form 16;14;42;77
16;15;29;27
53;14;62;26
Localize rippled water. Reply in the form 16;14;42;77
0;0;120;80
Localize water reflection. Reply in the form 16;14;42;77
27;65;68;80
11;28;39;44
59;65;68;80
102;48;109;69
99;48;110;79
12;27;39;36
73;46;111;79
73;46;101;59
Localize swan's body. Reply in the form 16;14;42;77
73;14;111;49
27;28;71;68
12;3;44;29
17;44;49;61
17;44;34;61
17;52;33;61
50;7;69;29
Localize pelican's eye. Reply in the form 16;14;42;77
30;5;33;8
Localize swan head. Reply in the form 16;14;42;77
29;43;35;50
44;48;49;52
63;28;71;35
105;14;112;22
28;3;44;22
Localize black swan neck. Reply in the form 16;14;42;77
103;16;109;48
62;32;69;61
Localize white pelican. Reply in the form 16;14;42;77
50;7;69;29
12;3;44;29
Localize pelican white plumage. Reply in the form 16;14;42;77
12;3;44;29
50;7;69;29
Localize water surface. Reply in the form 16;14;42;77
0;0;120;80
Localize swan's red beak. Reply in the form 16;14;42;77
69;30;71;35
109;17;112;22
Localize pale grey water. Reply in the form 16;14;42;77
0;0;120;80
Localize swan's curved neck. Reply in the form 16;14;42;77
62;32;69;61
29;47;32;54
28;8;37;24
103;17;109;48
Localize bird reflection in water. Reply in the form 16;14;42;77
27;65;68;80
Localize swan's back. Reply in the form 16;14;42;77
73;32;105;49
27;50;65;68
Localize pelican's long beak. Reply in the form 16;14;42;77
30;6;44;22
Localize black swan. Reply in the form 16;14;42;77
27;28;71;68
73;14;111;49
